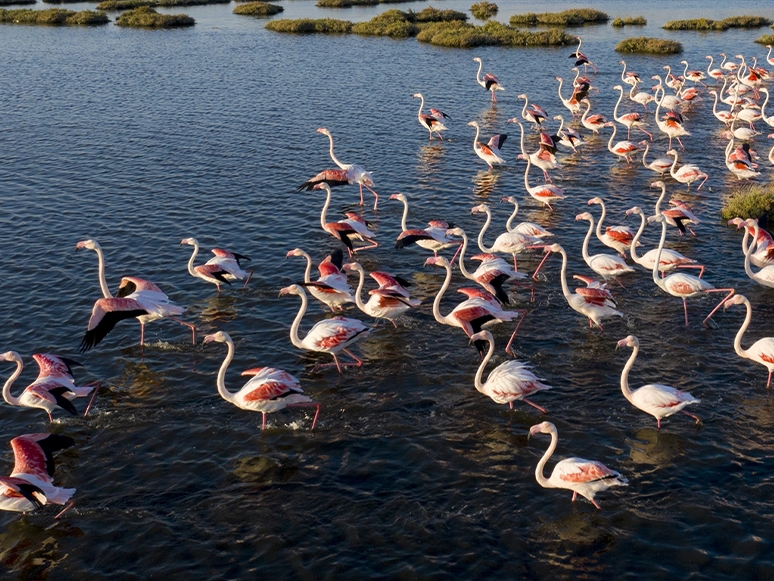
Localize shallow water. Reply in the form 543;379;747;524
1;1;774;579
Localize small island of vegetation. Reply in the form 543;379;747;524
615;36;682;54
471;2;497;21
721;185;774;224
509;8;608;27
663;16;771;31
0;8;108;24
755;34;774;45
611;16;646;27
316;0;378;7
115;6;194;27
233;2;283;17
96;0;157;10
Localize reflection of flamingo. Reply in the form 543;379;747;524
317;127;379;209
473;57;504;102
413;93;449;140
181;238;252;294
279;284;370;374
617;335;701;428
470;330;550;413
286;248;354;312
723;294;774;387
468;121;506;170
204;331;319;431
530;421;627;509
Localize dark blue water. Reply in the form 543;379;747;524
2;1;774;579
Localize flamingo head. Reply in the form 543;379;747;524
616;335;639;350
412;93;422;99
706;55;712;60
312;182;332;192
723;294;747;311
735;54;744;60
575;212;592;222
768;133;774;140
473;57;481;63
619;60;625;65
587;197;602;206
279;284;303;297
553;115;562;121
638;140;649;146
501;196;517;205
665;149;678;157
680;60;688;66
505;117;520;124
389;193;406;202
359;171;375;187
528;421;556;439
625;207;642;217
516;153;528;160
554;76;562;81
467;121;479;128
471;204;489;215
75;239;101;251
745;218;759;228
612;84;623;91
286;248;305;259
180;237;198;247
720;52;726;57
446;227;464;237
341;262;361;274
203;331;230;345
424;256;449;268
517;93;527;99
543;243;562;254
1;351;21;363
315;127;330;136
650;180;665;189
468;330;493;344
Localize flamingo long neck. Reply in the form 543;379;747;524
629;83;638;100
655;86;664;128
517;120;526;156
557;77;565;104
613;87;624;122
682;61;689;78
576;36;582;53
580;217;594;263
581;100;591;124
186;241;200;279
720;54;728;68
476;59;484;87
653;185;667;217
641;141;650;166
711;90;720;117
630;212;646;264
352;265;368;312
668;152;679;178
505;201;519;232
732;297;753;360
620;61;627;82
652;219;668;291
431;262;453;326
725;132;734;161
534;426;558;489
620;344;638;403
215;337;237;404
594;201;607;240
740;225;751;256
607;123;617;153
325;131;347;170
524;155;533;191
93;245;112;299
761;89;771;123
520;97;529;119
320;186;332;231
299;251;312;283
472;123;481;148
457;230;472;279
557;248;572;302
416;94;425;119
476;209;495;253
556;116;565;135
393;196;408;230
2;356;23;407
744;224;761;281
288;290;309;349
767;46;773;66
706;56;714;75
473;334;495;393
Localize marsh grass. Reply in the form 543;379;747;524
611;16;646;27
0;8;108;24
471;1;497;21
509;8;608;27
115;6;194;27
155;0;228;5
721;185;774;223
266;17;352;33
663;16;771;30
755;34;774;45
96;0;157;10
233;2;283;16
316;0;377;7
615;36;682;54
418;20;574;47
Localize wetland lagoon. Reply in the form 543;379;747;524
2;0;774;579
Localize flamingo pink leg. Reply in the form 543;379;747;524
702;289;736;326
286;402;321;430
140;322;145;346
83;382;101;417
55;501;74;519
504;310;528;355
243;271;254;289
681;410;701;424
532;251;552;281
590;498;602;509
352;239;379;253
363;185;380;211
168;317;197;344
682;298;690;327
521;398;547;414
449;243;463;267
572;491;577;501
261;412;267;431
767;371;772;388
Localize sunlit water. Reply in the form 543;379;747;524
1;0;774;579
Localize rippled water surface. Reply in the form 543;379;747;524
2;0;774;579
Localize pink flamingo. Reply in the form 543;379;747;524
468;121;506;170
530;421;627;509
626;207;702;276
605;122;640;163
204;331;320;431
640;141;673;175
181;237;252;294
588;197;636;256
665;149;708;190
391;193;457;256
580;99;608;134
502;196;554;238
569;36;597;73
613;85;651;140
343;262;421;328
472;203;542;271
473;57;504;102
286;248;354;312
510;119;561;184
728;217;774;268
413;92;449;140
652;181;700;236
723;294;774;387
741;219;774;288
316;183;378;256
575;212;636;283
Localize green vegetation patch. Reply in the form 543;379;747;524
611;16;646;27
510;8;608;27
755;34;774;45
233;2;283;16
266;17;352;33
417;20;574;47
352;9;419;36
615;36;682;54
42;0;90;4
155;0;228;5
471;1;497;21
721;184;774;224
115;6;194;27
0;8;108;24
663;16;771;30
97;0;157;10
316;0;378;7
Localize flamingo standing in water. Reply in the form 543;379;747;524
473;57;504;102
279;284;370;373
316;183;378;256
626;207;702;276
729;217;774;267
723;294;774;387
472;203;542;271
613;85;651;140
741;219;774;288
640;141;673;175
286;248;354;312
203;331;320;430
390;193;457;256
652;180;700;236
502;196;554;238
510;119;560;183
665;149;708;190
314;127;379;210
580;99;608;134
2;352;98;421
532;244;623;329
0;433;75;515
569;36;597;73
706;55;724;81
587;197;636;256
413;93;450;140
470;330;551;413
530;421;627;509
616;335;701;428
575;212;636;283
651;215;734;326
517;94;547;128
555;76;582;117
468;121;506;170
343;262;421;327
604;122;640;163
180;238;252;294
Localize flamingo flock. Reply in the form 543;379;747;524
5;35;774;521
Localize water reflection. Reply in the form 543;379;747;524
113;358;167;400
626;428;685;467
472;170;501;199
189;294;239;325
415;143;446;177
0;519;82;581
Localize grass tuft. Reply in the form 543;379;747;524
352;9;418;37
721;184;774;223
615;36;682;54
510;8;608;27
155;0;228;5
233;2;283;16
316;0;377;7
96;0;157;10
755;34;774;45
0;7;108;24
418;20;574;47
471;1;497;21
611;15;646;27
115;6;194;27
663;16;771;30
266;17;352;33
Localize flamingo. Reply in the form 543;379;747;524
424;256;524;356
625;207;702;276
629;82;655;111
203;331;320;430
519;153;565;211
517;94;547;128
468;121;506;170
472;203;542;271
665;149;708;190
555;75;582;117
654;91;690;150
719;53;738;72
604;122;640;163
620;60;640;86
663;65;684;92
640;141;673;175
723;295;774;387
501;196;554;238
741;219;774;288
553;115;584;151
729;217;774;268
613;85;651;140
575;212;636;283
651;76;682;110
532;244;623;329
413;93;449;140
343;262;421;327
530;421;627;509
510;118;560;183
470;330;551;413
2;352;98;421
279;284;369;373
569;36;596;73
316;182;378;256
0;433;75;515
180;238;252;294
390;193;457;256
761;88;774;128
617;335;701;428
316;127;379;209
80;276;195;351
587;197;636;256
680;60;706;85
651;215;734;326
286;248;354;312
766;45;774;67
652;180;700;236
708;89;734;125
473;57;503;102
580;99;607;134
706;55;724;81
